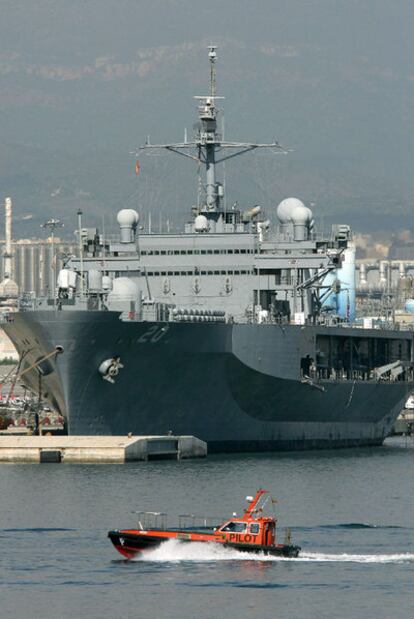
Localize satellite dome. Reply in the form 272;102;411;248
117;209;139;227
107;277;140;311
110;277;139;299
194;214;209;232
276;198;306;223
291;204;313;224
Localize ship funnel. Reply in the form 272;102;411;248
117;209;139;243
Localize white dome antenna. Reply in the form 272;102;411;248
117;209;139;243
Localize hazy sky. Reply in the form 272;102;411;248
1;0;414;234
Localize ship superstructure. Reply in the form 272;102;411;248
2;48;413;450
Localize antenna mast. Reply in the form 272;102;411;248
136;46;286;219
209;45;216;98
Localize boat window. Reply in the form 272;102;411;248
220;521;247;533
250;524;260;535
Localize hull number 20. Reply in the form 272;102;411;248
137;325;169;344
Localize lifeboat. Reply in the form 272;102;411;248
108;489;300;559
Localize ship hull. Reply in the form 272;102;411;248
107;530;300;559
3;311;412;451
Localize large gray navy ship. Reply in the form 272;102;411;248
3;48;414;451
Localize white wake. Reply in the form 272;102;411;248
133;539;414;564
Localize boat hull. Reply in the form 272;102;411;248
3;310;413;451
107;530;301;559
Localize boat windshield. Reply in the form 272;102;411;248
220;521;247;533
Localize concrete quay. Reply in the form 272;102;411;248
0;435;207;463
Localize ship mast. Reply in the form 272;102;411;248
136;46;286;220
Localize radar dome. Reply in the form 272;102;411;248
117;209;139;227
117;209;139;243
107;277;140;311
194;214;209;232
110;277;139;299
291;204;313;224
277;198;306;223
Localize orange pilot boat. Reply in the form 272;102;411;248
108;489;300;559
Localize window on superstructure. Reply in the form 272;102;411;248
221;522;247;533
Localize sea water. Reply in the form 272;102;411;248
1;436;414;619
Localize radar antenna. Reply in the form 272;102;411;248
136;46;287;217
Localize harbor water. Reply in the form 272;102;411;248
1;436;414;619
